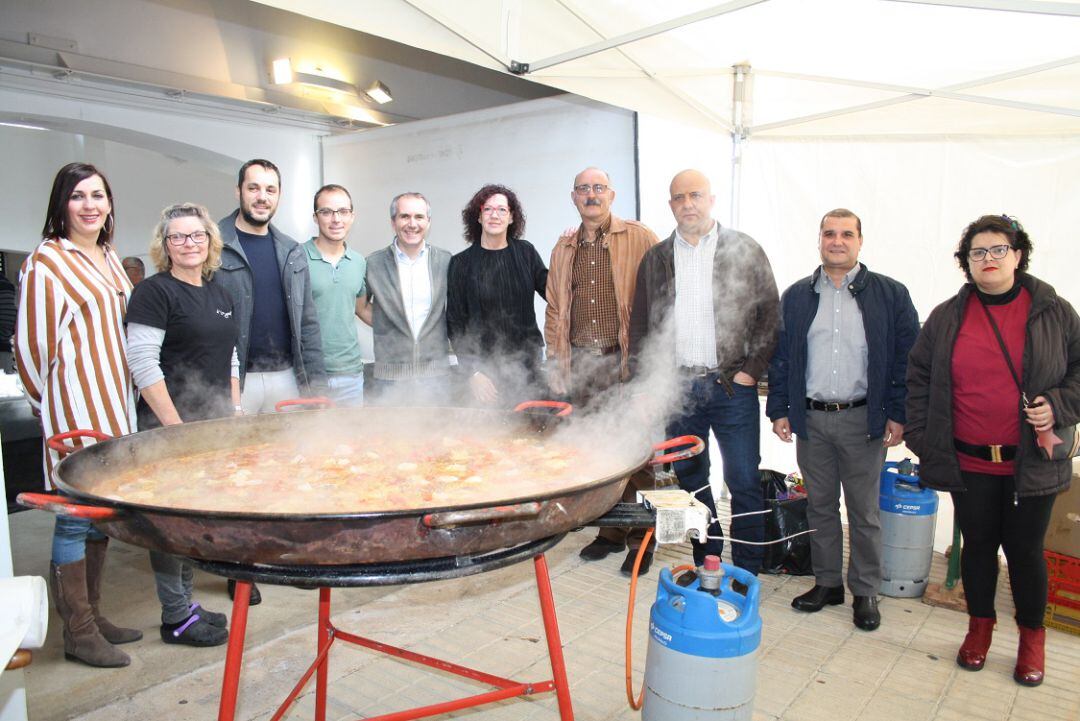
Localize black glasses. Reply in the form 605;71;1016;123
968;244;1013;262
165;230;209;246
315;208;354;219
573;183;609;196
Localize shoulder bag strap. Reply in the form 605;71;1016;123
976;299;1030;407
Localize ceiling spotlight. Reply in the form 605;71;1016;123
271;58;293;85
365;81;392;105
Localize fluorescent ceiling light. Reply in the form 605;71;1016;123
0;121;47;131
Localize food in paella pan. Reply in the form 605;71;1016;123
95;432;629;515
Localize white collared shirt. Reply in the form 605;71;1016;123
673;221;719;367
393;239;431;341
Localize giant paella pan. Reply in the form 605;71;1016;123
20;401;702;566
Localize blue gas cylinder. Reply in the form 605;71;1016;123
880;460;938;598
642;561;761;720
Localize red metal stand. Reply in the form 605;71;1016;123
217;552;574;721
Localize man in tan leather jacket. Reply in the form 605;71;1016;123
544;166;658;575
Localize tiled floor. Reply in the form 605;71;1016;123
10;505;1080;721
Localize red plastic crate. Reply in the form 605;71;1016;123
1044;550;1080;636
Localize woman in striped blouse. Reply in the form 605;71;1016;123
16;162;140;668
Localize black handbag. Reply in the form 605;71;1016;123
978;300;1080;461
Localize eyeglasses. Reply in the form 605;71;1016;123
315;208;354;219
481;206;510;217
165;231;209;246
573;183;609;196
968;244;1013;262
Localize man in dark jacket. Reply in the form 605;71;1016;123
629;169;779;576
217;159;326;414
766;208;918;631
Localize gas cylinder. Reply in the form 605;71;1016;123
880;460;938;598
642;557;761;721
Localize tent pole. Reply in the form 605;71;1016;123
729;64;751;228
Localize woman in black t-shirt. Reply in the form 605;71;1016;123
126;202;239;647
448;184;548;407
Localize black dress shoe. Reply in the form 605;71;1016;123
579;537;624;561
227;579;262;606
791;584;844;612
621;549;653;577
853;595;880;631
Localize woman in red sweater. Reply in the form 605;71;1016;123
906;215;1080;687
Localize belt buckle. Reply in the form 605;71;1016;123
825;401;841;412
989;444;1003;463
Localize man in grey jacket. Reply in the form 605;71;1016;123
217;159;326;414
357;192;452;406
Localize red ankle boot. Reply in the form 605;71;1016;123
956;616;995;671
1014;625;1045;686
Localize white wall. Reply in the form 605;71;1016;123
0;85;323;256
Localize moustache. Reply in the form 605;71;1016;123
585;199;601;206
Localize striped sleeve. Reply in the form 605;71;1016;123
15;253;65;412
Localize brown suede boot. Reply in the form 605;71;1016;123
84;539;142;644
49;560;131;667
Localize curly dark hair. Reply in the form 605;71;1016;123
954;214;1032;283
461;184;526;244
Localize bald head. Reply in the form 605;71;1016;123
668;169;716;241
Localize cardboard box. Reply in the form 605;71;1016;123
1044;459;1080;558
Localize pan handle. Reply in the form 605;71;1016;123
274;397;335;413
650;435;706;466
513;400;573;417
17;493;121;520
422;501;545;528
46;430;111;457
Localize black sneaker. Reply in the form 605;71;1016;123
161;613;228;647
579;537;624;561
189;602;227;628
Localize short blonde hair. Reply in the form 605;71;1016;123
150;203;223;280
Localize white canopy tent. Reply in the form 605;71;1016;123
253;0;1080;318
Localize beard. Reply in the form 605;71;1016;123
240;204;273;228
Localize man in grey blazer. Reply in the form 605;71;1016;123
357;192;453;405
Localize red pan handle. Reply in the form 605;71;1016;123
274;397;335;413
17;493;121;520
513;400;573;417
650;435;706;466
46;430;111;457
422;501;544;528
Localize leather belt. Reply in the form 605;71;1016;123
954;438;1017;463
680;365;721;377
806;398;867;412
572;344;619;357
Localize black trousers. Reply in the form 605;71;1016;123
952;471;1057;628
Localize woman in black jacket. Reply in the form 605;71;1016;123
447;184;547;406
906;215;1080;687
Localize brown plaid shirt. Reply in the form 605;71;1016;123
569;221;619;350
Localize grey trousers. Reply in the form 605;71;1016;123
149;550;195;624
796;406;886;596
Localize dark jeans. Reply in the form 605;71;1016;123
667;374;763;572
952;471;1057;628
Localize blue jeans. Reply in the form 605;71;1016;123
52;515;107;565
327;372;365;407
667;374;763;573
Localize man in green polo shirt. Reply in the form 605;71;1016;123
303;184;367;405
